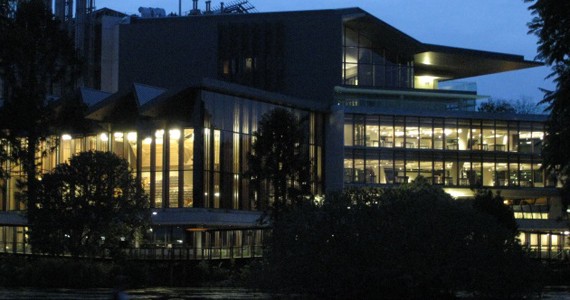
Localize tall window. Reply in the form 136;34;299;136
343;26;413;88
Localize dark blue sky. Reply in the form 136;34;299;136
96;0;554;103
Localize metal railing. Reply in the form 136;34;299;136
0;243;265;261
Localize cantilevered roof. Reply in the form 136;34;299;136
414;44;542;80
339;8;541;79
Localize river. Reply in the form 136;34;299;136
0;286;569;299
0;287;274;299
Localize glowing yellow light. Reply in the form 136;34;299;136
127;132;137;143
61;134;72;141
143;137;152;144
169;129;181;140
444;188;474;199
155;129;164;138
100;133;109;142
113;132;123;138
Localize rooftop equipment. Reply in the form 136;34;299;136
139;7;167;18
213;1;256;14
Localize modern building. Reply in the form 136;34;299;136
0;4;566;259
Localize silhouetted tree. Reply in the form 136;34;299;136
473;189;518;235
29;151;150;258
478;99;517;113
262;177;542;298
526;1;570;190
247;108;312;214
478;97;544;114
0;0;81;212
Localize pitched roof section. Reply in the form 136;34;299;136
79;87;112;107
86;83;165;121
133;83;167;106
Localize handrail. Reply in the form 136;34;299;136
0;243;264;261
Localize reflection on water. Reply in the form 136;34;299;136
542;286;570;300
0;287;569;299
0;288;274;299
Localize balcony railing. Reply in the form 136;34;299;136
0;243;264;261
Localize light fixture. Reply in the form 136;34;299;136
127;132;137;143
169;129;181;139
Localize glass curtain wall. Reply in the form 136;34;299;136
202;91;323;210
343;114;546;188
343;26;413;88
1;128;194;211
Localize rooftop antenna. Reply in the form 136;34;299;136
214;0;256;14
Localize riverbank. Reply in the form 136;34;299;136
0;255;255;289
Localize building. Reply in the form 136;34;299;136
0;5;566;259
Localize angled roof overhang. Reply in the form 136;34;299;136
414;44;543;80
86;83;166;122
86;78;325;126
79;87;112;107
338;8;542;80
341;8;426;57
139;78;328;117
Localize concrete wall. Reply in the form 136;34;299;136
117;11;344;105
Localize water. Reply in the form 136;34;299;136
0;287;274;299
0;287;569;299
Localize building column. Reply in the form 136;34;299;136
324;105;345;193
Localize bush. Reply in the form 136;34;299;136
262;178;543;298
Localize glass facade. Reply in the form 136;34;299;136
0;225;28;254
344;114;547;189
518;231;569;260
0;89;324;253
202;91;323;209
343;112;568;258
0;93;323;212
343;26;413;88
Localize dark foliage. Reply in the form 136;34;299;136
0;0;82;210
478;99;517;113
526;1;570;186
247;108;312;213
473;190;518;235
29;151;150;258
0;256;245;288
261;177;542;298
